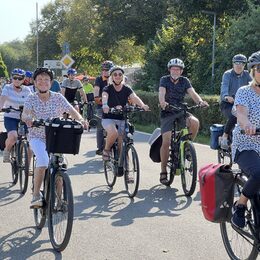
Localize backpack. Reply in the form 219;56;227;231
199;163;234;223
0;132;7;151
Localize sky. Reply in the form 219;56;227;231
0;0;52;44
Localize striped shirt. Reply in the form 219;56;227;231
1;84;32;119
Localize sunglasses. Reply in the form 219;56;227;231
233;62;245;65
13;76;24;80
113;72;123;77
254;65;260;73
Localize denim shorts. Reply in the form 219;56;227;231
4;117;19;132
102;119;125;135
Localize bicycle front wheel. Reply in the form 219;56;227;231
48;171;74;252
10;145;18;184
181;142;197;196
220;177;258;260
18;141;29;194
124;144;140;198
104;147;117;187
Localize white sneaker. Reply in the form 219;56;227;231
30;195;43;208
3;150;10;163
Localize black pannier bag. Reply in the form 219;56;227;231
210;124;224;150
148;128;162;163
0;132;8;151
45;118;83;154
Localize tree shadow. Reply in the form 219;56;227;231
0;181;23;207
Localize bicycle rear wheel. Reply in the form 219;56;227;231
18;141;29;194
48;171;74;252
10;145;18;184
181;142;197;196
104;147;117;187
124;144;140;198
220;176;258;260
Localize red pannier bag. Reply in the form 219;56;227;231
199;163;234;223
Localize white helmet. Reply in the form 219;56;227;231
167;58;185;69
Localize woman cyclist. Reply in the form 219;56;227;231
22;68;88;208
231;51;260;228
0;68;32;162
101;66;149;161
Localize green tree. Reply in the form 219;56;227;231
0;52;8;78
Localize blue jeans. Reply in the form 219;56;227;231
235;150;260;199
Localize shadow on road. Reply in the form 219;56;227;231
73;184;192;227
0;226;61;259
0;181;23;207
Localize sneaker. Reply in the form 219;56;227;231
96;149;103;155
3;150;10;163
30;194;43;209
220;136;229;150
231;203;247;228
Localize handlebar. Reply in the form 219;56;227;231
109;105;147;115
164;103;202;113
1;106;24;113
240;128;260;135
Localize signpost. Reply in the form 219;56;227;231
43;60;63;69
60;54;75;69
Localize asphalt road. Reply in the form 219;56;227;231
0;118;231;260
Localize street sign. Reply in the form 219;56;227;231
63;42;70;55
43;60;63;69
60;54;75;69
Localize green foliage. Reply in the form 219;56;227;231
0;53;8;78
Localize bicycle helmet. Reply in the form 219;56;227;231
33;67;54;80
247;51;260;71
232;54;247;64
167;58;185;69
67;68;77;75
101;60;114;70
109;66;124;76
25;71;33;78
11;68;25;77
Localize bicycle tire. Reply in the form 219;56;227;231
48;171;74;252
104;146;117;187
10;145;18;184
124;144;140;198
181;142;197;196
220;176;258;260
18;141;29;194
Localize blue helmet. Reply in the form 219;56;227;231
25;70;33;78
11;68;25;77
67;68;77;75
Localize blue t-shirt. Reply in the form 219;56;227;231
50;79;61;93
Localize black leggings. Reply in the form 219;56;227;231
235;150;260;199
221;102;237;136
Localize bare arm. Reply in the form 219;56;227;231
69;106;88;129
129;93;149;111
187;87;209;107
79;88;87;102
0;96;8;110
158;86;167;109
236;104;255;134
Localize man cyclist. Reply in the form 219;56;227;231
158;58;208;185
0;68;32;162
219;54;251;149
61;68;87;112
94;60;114;155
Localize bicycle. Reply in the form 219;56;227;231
217;139;232;166
79;97;97;130
163;103;202;196
1;106;30;194
103;105;146;198
31;118;82;251
220;168;260;259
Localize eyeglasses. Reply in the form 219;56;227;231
233;62;245;65
13;76;24;80
254;65;260;73
113;72;123;77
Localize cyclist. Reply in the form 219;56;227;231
61;68;87;112
219;54;251;149
158;58;208;185
94;60;114;155
0;68;32;162
231;51;260;228
83;76;94;95
50;71;61;93
22;67;88;208
101;66;149;161
24;71;35;90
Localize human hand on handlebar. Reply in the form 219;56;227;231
160;101;169;110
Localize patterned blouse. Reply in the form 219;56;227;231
232;85;260;161
24;91;73;141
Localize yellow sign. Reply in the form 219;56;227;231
61;54;75;68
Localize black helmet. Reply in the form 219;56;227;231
109;66;124;76
101;60;114;70
232;54;247;64
33;67;54;80
247;51;260;71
